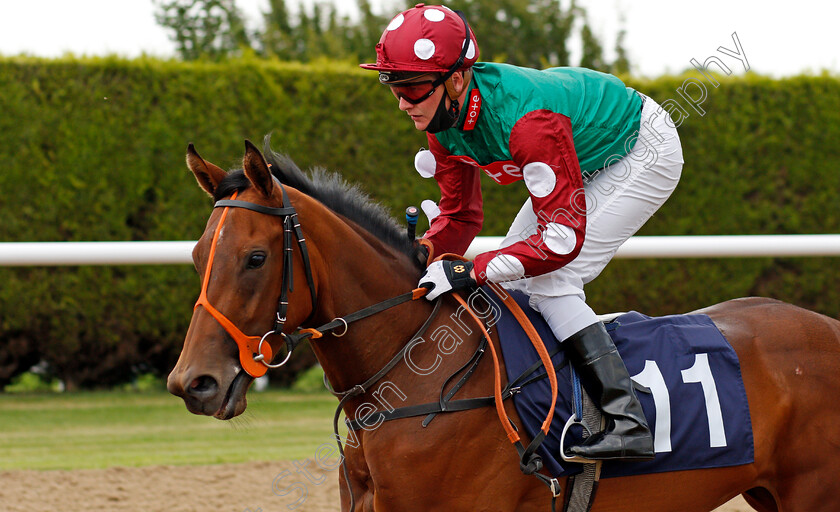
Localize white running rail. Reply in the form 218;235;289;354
1;235;839;266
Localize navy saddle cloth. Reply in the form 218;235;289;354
483;287;754;478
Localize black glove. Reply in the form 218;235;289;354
414;242;430;268
418;260;476;300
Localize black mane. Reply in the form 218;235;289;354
213;136;423;269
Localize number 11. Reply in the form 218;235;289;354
631;353;727;453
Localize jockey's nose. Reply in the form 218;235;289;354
398;95;414;111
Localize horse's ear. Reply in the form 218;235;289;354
243;139;275;198
186;144;227;197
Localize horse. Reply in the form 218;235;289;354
167;139;840;512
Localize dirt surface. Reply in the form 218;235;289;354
0;461;754;512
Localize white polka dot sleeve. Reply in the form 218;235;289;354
472;109;587;284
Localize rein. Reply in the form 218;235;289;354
283;286;429;350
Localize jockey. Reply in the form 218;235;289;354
361;4;683;461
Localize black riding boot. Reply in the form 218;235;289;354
564;322;654;460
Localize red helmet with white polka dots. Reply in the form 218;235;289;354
360;4;479;76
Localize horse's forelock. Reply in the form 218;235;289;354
212;171;250;202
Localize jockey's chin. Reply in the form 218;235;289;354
404;107;433;131
396;90;441;132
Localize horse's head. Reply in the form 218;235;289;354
167;140;317;419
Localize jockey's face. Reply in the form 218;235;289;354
391;80;446;131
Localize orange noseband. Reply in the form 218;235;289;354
193;191;274;378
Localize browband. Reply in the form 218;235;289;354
214;199;297;217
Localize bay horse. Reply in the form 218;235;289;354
168;139;840;512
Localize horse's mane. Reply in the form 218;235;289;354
213;136;424;270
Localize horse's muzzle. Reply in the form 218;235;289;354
167;365;250;419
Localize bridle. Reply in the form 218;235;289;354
193;178;427;378
193;180;317;378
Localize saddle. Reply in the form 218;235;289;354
489;287;754;480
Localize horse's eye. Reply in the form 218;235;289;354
247;252;267;269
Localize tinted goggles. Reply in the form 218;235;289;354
389;80;438;105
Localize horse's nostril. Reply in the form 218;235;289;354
187;375;219;398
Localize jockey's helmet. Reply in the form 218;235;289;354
360;4;479;92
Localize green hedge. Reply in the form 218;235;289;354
0;55;838;388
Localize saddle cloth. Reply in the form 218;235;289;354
482;287;755;478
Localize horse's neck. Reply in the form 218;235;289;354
301;204;434;392
306;217;489;417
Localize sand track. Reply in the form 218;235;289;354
0;461;754;511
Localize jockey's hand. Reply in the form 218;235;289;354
414;242;430;268
418;260;476;300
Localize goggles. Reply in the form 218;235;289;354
389;79;438;105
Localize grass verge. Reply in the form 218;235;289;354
0;389;336;471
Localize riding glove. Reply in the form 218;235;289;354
418;260;476;300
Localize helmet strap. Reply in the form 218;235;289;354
426;93;461;134
426;67;471;133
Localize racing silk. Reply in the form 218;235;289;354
418;62;642;285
